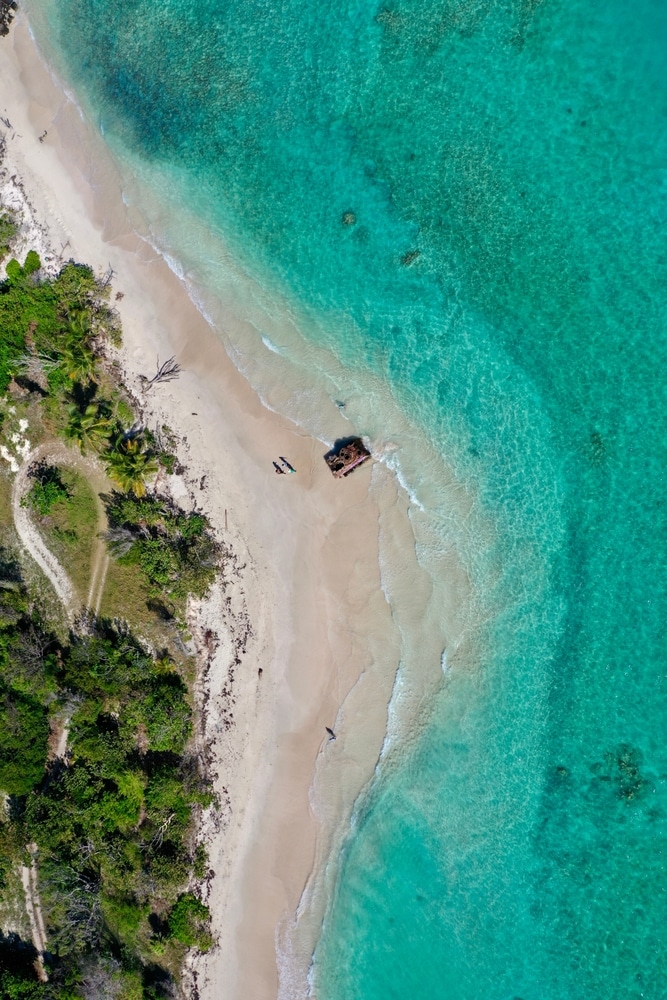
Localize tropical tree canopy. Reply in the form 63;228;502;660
64;402;113;454
104;432;158;497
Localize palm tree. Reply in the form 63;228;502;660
64;403;113;455
66;308;91;335
59;339;98;385
58;308;98;384
104;433;158;497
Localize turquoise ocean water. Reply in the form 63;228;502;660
23;0;667;996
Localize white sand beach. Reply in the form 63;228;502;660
0;15;422;998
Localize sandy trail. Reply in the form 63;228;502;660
86;544;109;616
54;718;70;760
20;848;48;982
11;440;111;618
12;448;76;616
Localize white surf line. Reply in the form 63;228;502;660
12;451;77;617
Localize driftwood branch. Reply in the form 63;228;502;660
142;355;182;391
100;265;115;289
151;813;176;849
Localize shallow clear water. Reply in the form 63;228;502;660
24;0;667;996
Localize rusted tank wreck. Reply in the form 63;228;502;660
324;437;372;478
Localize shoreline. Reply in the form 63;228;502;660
0;13;410;998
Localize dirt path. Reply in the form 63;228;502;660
12;449;76;616
20;848;48;982
11;441;110;619
86;542;109;616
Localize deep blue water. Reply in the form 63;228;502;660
24;0;667;996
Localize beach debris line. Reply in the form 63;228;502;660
324;437;372;478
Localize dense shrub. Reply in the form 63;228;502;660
166;893;212;950
0;583;55;795
0;254;110;393
23;463;70;516
0;686;49;795
0;211;18;261
105;493;219;610
10;619;209;991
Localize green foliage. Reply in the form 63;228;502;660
5;259;23;283
104;433;158;497
0;212;18;261
0;256;55;392
0;255;112;394
23;463;70;516
192;843;209;881
23;251;41;276
105;493;219;610
45;364;70;395
0;582;56;795
101;896;147;945
0;687;49;795
117;970;143;1000
62;620;155;698
64;401;113;454
0;585;58;702
124;673;192;754
166;893;212;951
157;450;177;474
0;246;215;991
10;617;208;987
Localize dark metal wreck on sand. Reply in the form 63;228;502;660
323;437;372;478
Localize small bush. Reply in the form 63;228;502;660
0;212;18;261
23;463;70;516
105;492;219;611
23;251;41;276
166;893;212;950
157;451;177;474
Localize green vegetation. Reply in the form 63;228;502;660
0;246;218;996
23;463;70;516
0;933;56;1000
104;431;158;497
0;253;110;395
64;400;112;454
0;569;214;994
0;576;56;796
166;893;213;950
2;252;161;498
0;212;18;261
105;493;218;615
30;468;100;600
